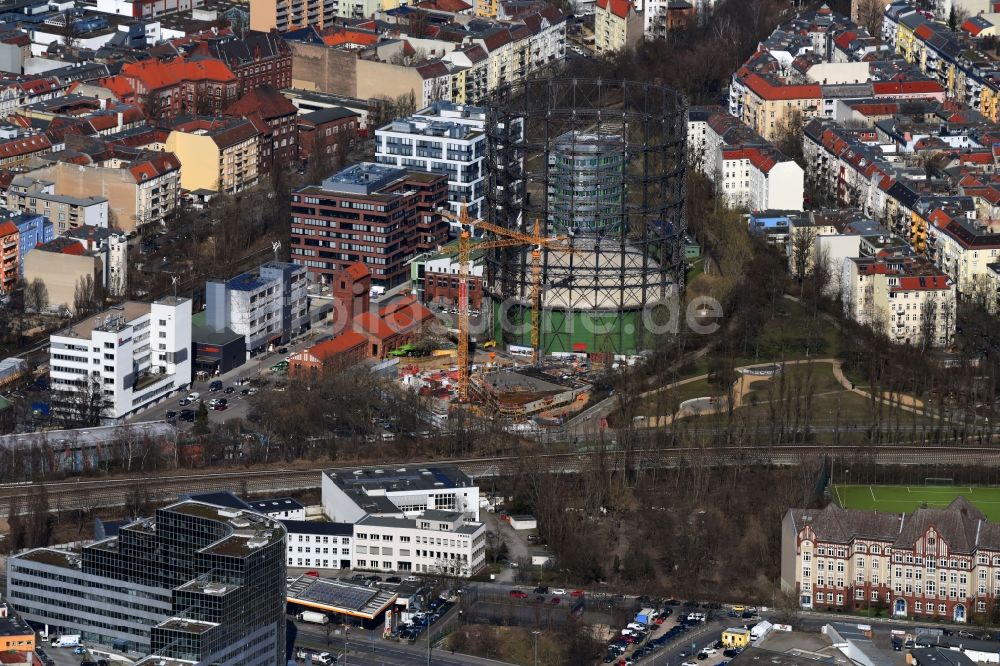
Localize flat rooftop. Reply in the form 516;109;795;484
165;500;285;557
0;606;34;637
287;575;397;619
320;162;406;195
156;617;219;635
16;548;80;569
325;464;474;496
55;301;151;338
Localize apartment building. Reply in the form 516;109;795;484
296;107;360;165
164;116;262;194
48;297;192;421
781;497;1000;623
190;31;292;94
643;0;694;39
0;220;16;293
924;208;1000;300
204;261;309;354
6;175;109;232
594;0;643;54
224;84;298;176
290;163;448;287
375;101;487;219
250;0;336;32
27;152;181;233
100;57;238;120
285;5;565;105
687;107;804;211
842;255;956;348
353;511;487;577
10;211;52;272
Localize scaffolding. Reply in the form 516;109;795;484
485;78;687;356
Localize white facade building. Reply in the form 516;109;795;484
49;297;192;420
322;465;485;577
249;497;306;520
353;511;487;577
204;261;309;354
375;102;487;220
322;466;480;524
281;520;353;570
687;107;803;211
842;256;956;348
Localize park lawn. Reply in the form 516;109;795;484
636;377;725;417
679;388;936;429
686;258;705;283
743;362;845;403
834;484;1000;521
744;298;843;363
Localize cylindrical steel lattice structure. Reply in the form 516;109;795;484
485;78;687;356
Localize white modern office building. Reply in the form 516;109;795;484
281;520;354;570
375;102;487;222
204;261;309;354
49;297;192;421
322;465;480;524
322;465;486;577
353;511;487;577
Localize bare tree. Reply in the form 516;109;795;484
854;0;885;38
24;278;49;313
73;274;102;318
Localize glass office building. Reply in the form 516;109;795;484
6;499;286;665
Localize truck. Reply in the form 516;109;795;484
635;608;656;625
297;611;330;625
296;649;336;664
52;635;81;648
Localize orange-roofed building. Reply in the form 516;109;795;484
595;0;642;54
103;56;238;121
0;220;17;293
289;330;368;377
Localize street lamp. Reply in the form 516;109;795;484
532;630;541;666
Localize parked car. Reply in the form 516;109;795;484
179;398;190;406
214;403;228;411
187;392;200;401
509;590;528;599
386;576;402;583
224;386;235;394
570;589;585;597
534;586;549;594
551;588;566;595
209;380;223;392
165;410;177;420
550;597;561;605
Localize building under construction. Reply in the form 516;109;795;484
485;79;687;356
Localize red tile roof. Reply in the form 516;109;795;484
307;331;368;360
321;28;379;47
871;80;944;96
742;72;821;101
414;0;472;11
118;56;235;93
0;220;17;239
223;84;296;121
596;0;632;19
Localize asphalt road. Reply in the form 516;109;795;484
126;332;317;428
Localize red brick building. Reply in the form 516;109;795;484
782;497;1000;622
224;84;298;176
101;56;238;120
290;163;448;287
189;31;292;94
296;107;360;166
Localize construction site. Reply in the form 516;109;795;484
391;79;686;425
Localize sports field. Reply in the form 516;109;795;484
833;485;1000;521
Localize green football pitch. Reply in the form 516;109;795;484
833;485;1000;521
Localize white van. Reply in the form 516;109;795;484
52;635;81;648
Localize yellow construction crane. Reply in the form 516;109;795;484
440;206;574;402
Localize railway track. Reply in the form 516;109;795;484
4;444;1000;514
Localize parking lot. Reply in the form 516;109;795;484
603;603;755;666
35;641;117;666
